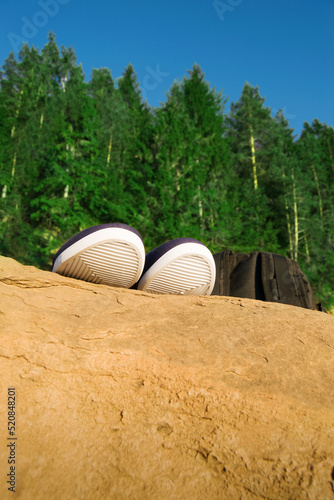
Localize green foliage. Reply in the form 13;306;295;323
150;65;232;247
0;34;333;308
295;120;334;308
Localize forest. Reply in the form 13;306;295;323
0;33;333;308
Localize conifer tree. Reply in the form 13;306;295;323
228;83;273;190
116;64;156;240
0;51;23;202
270;110;300;256
296;120;334;307
151;64;232;249
226;83;280;251
87;67;137;224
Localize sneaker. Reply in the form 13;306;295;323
137;238;216;295
52;223;145;288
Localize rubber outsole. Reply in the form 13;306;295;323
137;242;216;295
52;226;145;288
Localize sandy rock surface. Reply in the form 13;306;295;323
0;256;333;499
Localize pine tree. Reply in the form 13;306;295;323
0;51;22;202
296;120;334;307
151;64;232;250
116;64;156;240
228;83;274;190
270;110;300;257
226;83;280;251
1;34;97;266
87;67;137;224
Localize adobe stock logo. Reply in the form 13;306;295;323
141;65;169;102
272;106;297;121
8;0;71;52
213;0;244;21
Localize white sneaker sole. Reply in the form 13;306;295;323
52;227;145;288
137;243;216;295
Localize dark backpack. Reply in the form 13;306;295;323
212;251;317;310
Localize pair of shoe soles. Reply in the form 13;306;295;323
52;223;216;295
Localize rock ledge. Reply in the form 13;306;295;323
1;256;333;499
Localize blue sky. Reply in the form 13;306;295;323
0;0;333;136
